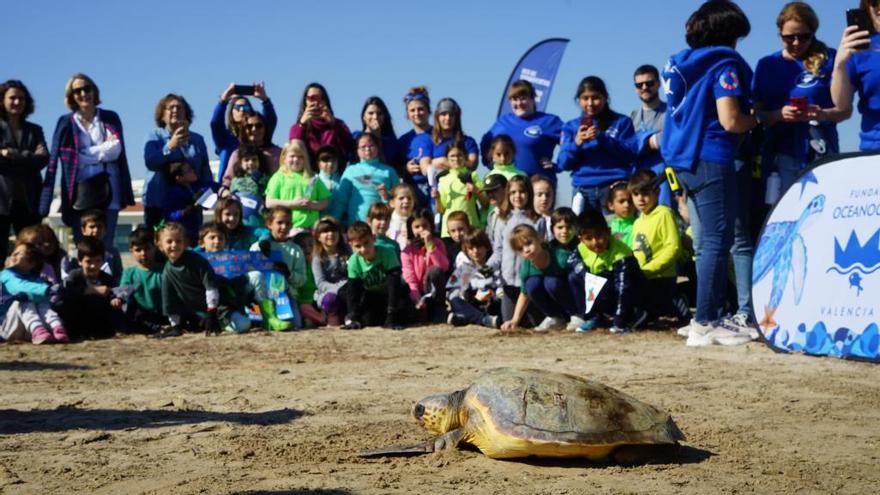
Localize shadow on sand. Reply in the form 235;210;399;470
503;444;715;469
0;361;91;371
0;407;303;434
231;491;354;495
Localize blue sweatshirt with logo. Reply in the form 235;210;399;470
480;111;563;179
661;46;753;171
557;111;637;187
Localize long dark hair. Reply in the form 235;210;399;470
360;96;396;137
575;76;615;131
296;82;335;121
406;208;436;248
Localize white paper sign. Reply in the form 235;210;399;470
583;272;607;315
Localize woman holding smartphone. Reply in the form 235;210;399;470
288;83;355;170
221;111;282;187
556;76;637;215
211;82;276;180
143;94;212;230
753;2;846;192
832;0;880;151
39;73;134;248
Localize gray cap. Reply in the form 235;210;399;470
436;98;459;115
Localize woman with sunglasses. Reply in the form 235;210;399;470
480;80;563;181
39;73;135;248
0;80;48;266
211;82;277;180
397;86;433;208
288;83;355;171
754;2;846;192
142;94;213;231
221;111;281;187
832;0;880;151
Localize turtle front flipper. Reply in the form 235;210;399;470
432;428;465;451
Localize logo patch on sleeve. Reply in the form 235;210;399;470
719;70;739;91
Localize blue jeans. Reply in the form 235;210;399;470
773;153;803;196
524;275;576;319
572;185;608;216
679;160;736;323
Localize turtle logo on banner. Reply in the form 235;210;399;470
752;152;880;362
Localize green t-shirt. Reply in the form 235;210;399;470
487;164;526;181
120;262;165;313
576;238;633;274
374;234;400;257
438;166;483;237
265;170;331;229
609;215;635;246
295;260;317;304
347;244;401;291
518;244;570;292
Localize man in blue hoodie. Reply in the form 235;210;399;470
661;0;757;347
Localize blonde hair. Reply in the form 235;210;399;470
390;183;416;204
279;139;314;177
509;224;543;252
64;73;101;111
155;221;188;244
777;2;828;75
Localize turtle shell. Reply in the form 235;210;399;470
461;368;684;459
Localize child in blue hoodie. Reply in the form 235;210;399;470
661;0;756;347
557;76;640;216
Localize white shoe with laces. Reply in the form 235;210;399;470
677;319;694;337
709;326;754;346
535;316;566;332
685;320;716;347
720;313;760;340
566;315;587;331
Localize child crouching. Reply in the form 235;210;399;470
1;243;67;344
446;228;501;328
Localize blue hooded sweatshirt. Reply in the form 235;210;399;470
661;46;753;171
556;111;637;188
480;111;563;179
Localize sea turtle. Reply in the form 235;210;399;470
361;368;684;462
753;194;825;329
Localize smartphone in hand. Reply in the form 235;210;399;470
579;115;593;128
233;84;256;96
789;96;808;113
847;8;872;33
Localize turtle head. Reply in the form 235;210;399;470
800;194;826;225
412;390;465;435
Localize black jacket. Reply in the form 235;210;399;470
0;119;49;216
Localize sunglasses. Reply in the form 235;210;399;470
246;122;264;130
233;103;252;111
634;80;656;89
780;32;813;43
72;85;94;95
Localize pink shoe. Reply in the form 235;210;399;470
31;327;54;345
52;326;70;343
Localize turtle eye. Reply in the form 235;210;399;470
413;404;425;418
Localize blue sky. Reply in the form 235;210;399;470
2;0;857;200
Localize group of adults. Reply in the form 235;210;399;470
2;0;879;332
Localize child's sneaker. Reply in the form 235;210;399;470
341;318;362;330
51;326;70;343
685;320;716;347
480;315;500;328
152;325;184;339
383;313;405;331
566;315;587;332
31;326;54;345
575;317;600;333
447;313;468;327
629;309;648;331
534;316;566;332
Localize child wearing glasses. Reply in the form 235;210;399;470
265;139;331;231
327;133;400;225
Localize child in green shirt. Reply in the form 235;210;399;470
119;227;166;334
435;142;486;237
629;170;690;325
265;140;331;230
606;181;636;246
343;221;411;330
367;202;401;257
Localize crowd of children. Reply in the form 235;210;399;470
1;141;755;348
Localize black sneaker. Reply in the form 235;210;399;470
151;325;183;339
447;313;468;327
383;313;405;330
341;318;362;330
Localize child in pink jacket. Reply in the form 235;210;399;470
401;208;449;323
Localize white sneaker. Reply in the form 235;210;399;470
566;315;587;331
720;313;760;340
677;319;694;337
708;326;753;346
535;317;566;332
685;320;715;347
609;325;631;335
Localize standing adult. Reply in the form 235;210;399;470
39;74;134;249
143;94;212;231
557;76;637;215
754;2;845;192
0;80;48;266
661;0;756;346
630;65;672;207
352;96;399;169
211;82;277;180
288;83;355;168
397;86;433;208
480;80;563;181
221;111;282;187
420;98;479;173
831;0;880;151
